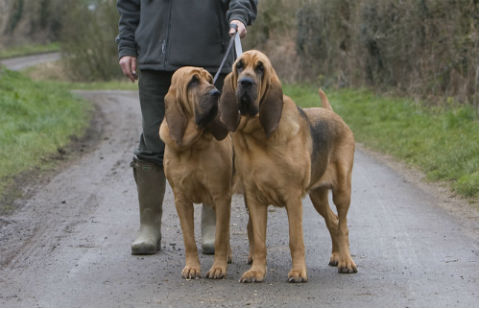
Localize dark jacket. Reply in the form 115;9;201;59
116;0;257;74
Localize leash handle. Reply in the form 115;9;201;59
213;24;239;84
230;23;238;34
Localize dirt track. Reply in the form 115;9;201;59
0;87;477;307
0;52;60;71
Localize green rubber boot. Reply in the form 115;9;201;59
201;204;216;254
131;158;165;255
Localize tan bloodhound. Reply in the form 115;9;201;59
219;50;357;283
159;67;233;280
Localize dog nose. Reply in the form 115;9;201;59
209;88;220;97
239;77;254;88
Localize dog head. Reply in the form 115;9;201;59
220;50;283;137
164;66;228;145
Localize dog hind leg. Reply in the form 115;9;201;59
331;169;357;274
309;188;341;267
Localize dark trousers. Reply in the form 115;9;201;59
135;70;226;167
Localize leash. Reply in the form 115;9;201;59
213;24;243;84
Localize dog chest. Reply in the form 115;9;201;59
235;145;310;206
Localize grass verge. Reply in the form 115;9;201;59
60;80;138;91
0;42;60;59
0;67;92;206
284;85;479;200
22;61;138;91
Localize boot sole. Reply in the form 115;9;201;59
131;239;161;255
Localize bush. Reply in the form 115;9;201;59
294;0;478;105
60;0;122;81
0;0;67;46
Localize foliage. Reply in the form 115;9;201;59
284;84;479;199
294;0;478;105
0;0;67;46
245;0;478;106
0;67;91;198
59;0;122;81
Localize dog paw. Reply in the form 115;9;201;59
206;264;227;279
337;257;358;274
288;268;308;283
182;265;201;279
239;268;265;283
328;252;340;266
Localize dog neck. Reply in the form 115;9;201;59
160;119;213;152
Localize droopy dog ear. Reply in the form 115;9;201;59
165;89;187;146
259;73;283;138
219;73;240;132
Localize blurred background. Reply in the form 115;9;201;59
0;0;477;105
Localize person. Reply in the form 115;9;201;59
116;0;257;255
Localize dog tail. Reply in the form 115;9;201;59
318;88;333;111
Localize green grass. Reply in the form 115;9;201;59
284;84;479;199
0;42;60;59
0;67;91;200
63;80;138;91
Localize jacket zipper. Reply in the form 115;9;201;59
215;1;227;52
163;0;173;67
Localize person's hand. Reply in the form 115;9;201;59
229;20;247;38
119;56;137;82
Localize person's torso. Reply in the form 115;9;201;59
135;0;233;73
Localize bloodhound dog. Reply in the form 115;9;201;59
219;50;357;283
159;66;232;279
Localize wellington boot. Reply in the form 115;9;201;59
201;204;216;254
131;158;165;255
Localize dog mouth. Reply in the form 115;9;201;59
238;90;258;117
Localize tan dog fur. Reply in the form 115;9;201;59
159;67;232;279
219;50;357;283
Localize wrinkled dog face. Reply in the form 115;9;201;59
220;50;284;137
165;67;221;145
186;70;220;128
234;51;268;117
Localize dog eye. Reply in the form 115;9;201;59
188;75;199;88
255;62;264;74
236;60;244;72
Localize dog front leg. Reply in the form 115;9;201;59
174;194;201;279
285;197;308;282
240;196;268;283
206;197;231;279
247;215;254;264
